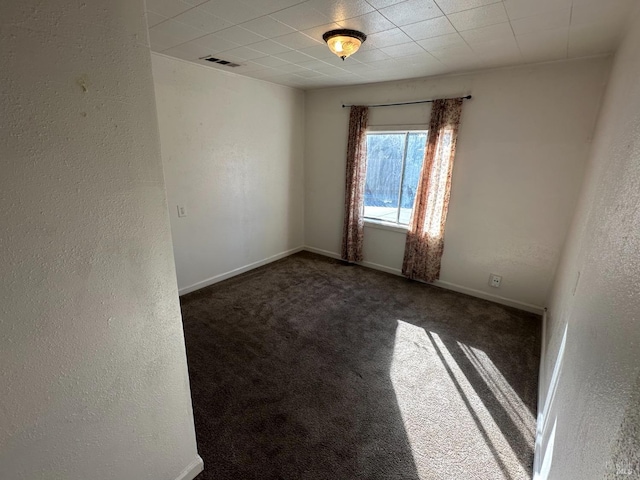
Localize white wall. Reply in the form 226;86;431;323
305;58;611;312
536;9;640;479
152;54;305;294
0;2;200;480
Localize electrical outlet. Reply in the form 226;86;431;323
177;205;187;218
489;274;502;288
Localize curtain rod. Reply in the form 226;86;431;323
341;95;472;108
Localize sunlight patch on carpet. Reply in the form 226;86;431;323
459;343;536;438
390;320;531;479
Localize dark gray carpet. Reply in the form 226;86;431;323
181;252;541;480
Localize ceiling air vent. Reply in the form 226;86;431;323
200;56;241;68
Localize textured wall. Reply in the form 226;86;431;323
304;58;610;311
0;1;200;479
152;54;305;294
537;9;640;479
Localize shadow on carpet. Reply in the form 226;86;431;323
181;252;541;480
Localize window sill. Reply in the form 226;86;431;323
364;219;409;234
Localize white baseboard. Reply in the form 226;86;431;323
179;247;304;295
302;246;544;315
360;260;403;276
303;246;342;260
431;279;545;315
302;246;403;277
174;455;204;480
534;307;549;476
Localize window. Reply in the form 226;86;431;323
363;130;427;225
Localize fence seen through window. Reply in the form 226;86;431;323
363;131;427;225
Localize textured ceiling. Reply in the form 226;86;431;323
146;0;638;89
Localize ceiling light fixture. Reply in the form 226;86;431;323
322;29;367;61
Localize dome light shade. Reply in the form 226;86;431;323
322;29;367;60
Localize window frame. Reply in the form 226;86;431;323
363;125;428;230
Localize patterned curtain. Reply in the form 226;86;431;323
402;98;464;282
341;106;369;262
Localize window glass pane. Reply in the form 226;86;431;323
364;134;404;223
399;132;427;224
